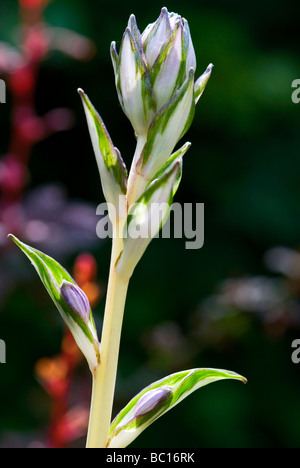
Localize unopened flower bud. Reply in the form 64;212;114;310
134;386;172;419
61;280;91;324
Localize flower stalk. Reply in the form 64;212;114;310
86;234;130;448
84;6;214;448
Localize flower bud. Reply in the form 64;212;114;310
133;386;172;419
148;13;196;111
111;27;155;136
60;280;91;324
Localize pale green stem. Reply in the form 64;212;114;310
86;136;149;448
86;223;130;448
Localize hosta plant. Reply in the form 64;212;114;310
10;7;246;448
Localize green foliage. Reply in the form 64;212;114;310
108;368;246;447
9;235;100;371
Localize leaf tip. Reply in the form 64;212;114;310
8;233;19;246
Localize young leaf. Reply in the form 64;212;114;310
116;162;180;278
149;141;191;197
194;63;213;104
107;368;247;448
136;68;195;184
78;89;128;221
9;235;100;372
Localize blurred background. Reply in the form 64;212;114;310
0;0;300;448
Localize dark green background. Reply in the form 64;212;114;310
1;0;300;448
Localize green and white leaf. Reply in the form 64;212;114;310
9;235;100;372
116;162;180;278
78;89;128;221
194;63;213;104
150;141;192;197
107;368;246;448
137;68;195;183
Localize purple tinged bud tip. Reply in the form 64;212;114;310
60;280;91;323
133;386;172;419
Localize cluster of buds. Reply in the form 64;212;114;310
11;7;212;378
79;7;212;279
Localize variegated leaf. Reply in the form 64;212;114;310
149;141;192;197
107;368;246;448
9;235;100;372
116;162;180;278
194;63;213;104
136;69;195;184
78;89;127;221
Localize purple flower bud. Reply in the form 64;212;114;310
60;280;91;323
134;386;172;419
